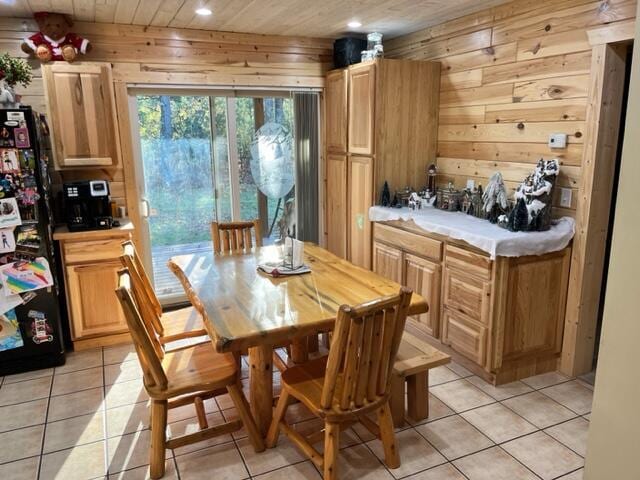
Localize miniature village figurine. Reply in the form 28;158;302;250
483;172;509;223
511;159;560;231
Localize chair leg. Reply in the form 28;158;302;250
226;382;265;453
324;422;340;480
150;400;168;479
377;401;400;469
266;389;290;448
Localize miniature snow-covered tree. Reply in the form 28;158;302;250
512;159;560;231
508;197;529;232
380;181;391;207
483;172;509;223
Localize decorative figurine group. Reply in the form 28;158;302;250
380;159;561;233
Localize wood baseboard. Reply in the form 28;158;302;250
72;332;132;351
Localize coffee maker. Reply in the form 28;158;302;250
63;180;113;231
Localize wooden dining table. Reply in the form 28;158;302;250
170;243;428;435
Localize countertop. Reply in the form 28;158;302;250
53;220;134;241
369;206;575;259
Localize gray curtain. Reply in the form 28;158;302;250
294;92;320;242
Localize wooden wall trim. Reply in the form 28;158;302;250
587;18;636;45
561;43;628;375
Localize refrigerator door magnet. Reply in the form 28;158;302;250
0;310;24;352
0;198;21;227
0;257;54;295
14;128;30;148
0;228;16;253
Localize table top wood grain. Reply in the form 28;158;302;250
170;244;428;353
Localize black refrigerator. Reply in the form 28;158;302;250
0;107;65;375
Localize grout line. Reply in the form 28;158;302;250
36;367;54;480
101;347;111;478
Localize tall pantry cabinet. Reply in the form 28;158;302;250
324;59;440;269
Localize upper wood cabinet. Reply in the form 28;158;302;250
347;62;376;155
43;62;121;169
325;70;348;153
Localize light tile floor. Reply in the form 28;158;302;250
0;345;594;480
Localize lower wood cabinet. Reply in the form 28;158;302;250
372;221;572;385
404;253;440;338
66;260;127;338
54;223;134;350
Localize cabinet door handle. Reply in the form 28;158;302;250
140;198;150;218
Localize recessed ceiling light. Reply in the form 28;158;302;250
347;21;362;28
195;7;212;16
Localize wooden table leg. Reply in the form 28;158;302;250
390;374;406;428
407;371;429;422
289;337;309;364
248;345;273;436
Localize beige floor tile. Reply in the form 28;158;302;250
430;380;494;413
337;444;394;480
108;429;172;474
521;371;570;390
558;468;583;479
0;455;40;480
428;366;460;386
170;412;234;456
453;446;538;480
51;366;103;396
404;463;467;479
109;460;178;479
446;362;473;378
44;411;105;453
290;417;362;451
103;343;137;366
0;424;44;463
106;402;150;438
55;349;103;375
582;413;591;421
3;367;53;384
40;440;107;480
48;387;104;422
168;397;218;423
105;379;149;409
104;361;144;386
367;428;446;478
465;376;533;401
502;431;584;480
416;415;494;460
0;397;47;433
0;376;51;406
540;380;593;415
502;391;576;428
174;442;249;480
237;435;306;477
461;403;537;444
253;461;321;479
544;418;590;457
284;401;316;424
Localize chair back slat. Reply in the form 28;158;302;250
120;241;165;336
166;259;218;344
211;220;262;254
115;270;168;390
321;288;412;412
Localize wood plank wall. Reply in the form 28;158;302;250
0;17;332;208
387;0;636;218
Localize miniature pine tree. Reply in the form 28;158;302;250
508;198;529;232
380;181;391;207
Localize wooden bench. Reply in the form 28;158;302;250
391;332;451;427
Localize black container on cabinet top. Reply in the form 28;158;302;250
333;37;367;68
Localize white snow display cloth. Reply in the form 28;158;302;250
369;206;575;259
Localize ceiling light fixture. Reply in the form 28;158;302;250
347;20;362;28
195;7;212;16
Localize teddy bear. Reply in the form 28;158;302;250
21;12;91;63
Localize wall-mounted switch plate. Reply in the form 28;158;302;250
466;179;475;190
549;133;568;148
559;187;572;208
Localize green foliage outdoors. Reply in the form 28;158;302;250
137;95;293;247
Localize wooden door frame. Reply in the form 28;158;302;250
560;23;635;376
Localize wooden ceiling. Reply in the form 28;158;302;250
0;0;511;39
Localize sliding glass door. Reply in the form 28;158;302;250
134;93;297;303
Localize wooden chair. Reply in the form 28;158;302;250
115;269;264;479
211;219;262;254
120;241;207;346
266;287;413;480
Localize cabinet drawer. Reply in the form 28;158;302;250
441;308;487;366
63;238;124;264
445;244;492;279
374;224;442;261
443;267;492;325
